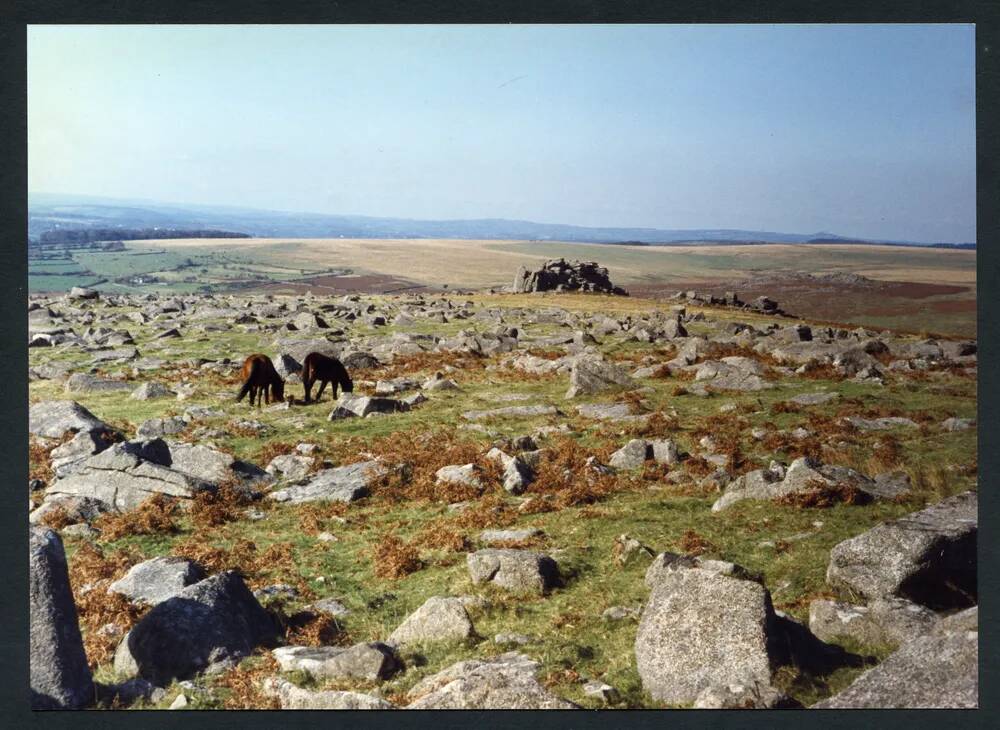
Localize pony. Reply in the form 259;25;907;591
302;352;354;403
236;353;285;407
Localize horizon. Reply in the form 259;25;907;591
28;24;976;244
27;190;974;245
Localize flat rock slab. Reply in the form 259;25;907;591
268;460;383;504
264;678;396;710
814;607;978;708
789;392;839;406
405;652;577;709
479;528;543;545
387;596;475;645
462;405;559;421
845;416;919;431
30;527;93;709
30;400;110;439
272;643;401;681
467;549;559;595
330;394;409;419
44;443;216;512
826;490;977;609
808;597;938;649
108;557;206;606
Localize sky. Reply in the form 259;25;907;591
28;24;976;243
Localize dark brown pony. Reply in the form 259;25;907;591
302;352;354;403
236;354;285;406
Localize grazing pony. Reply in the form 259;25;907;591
236;353;285;407
302;352;354;403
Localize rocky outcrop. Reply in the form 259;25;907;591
512;259;627;295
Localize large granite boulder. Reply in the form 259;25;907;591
30;527;94;709
808;597;938;649
825;491;977;609
113;571;278;685
635;560;782;705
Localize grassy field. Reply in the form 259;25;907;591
29;290;977;709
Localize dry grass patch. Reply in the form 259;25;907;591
775;480;866;508
677;529;716;556
68;543;145;668
94;494;180;541
190;481;257;528
370;535;423;580
217;652;282;710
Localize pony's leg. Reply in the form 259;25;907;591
304;376;312;403
316;380;328;400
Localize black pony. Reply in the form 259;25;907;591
302;352;354;403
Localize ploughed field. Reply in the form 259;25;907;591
28;288;978;709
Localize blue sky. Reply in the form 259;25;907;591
28;24;976;242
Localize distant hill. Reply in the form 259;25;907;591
27;193;974;249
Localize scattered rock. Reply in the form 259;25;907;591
131;382;175;400
263;678;396;710
29;400;110;439
565;354;634;398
